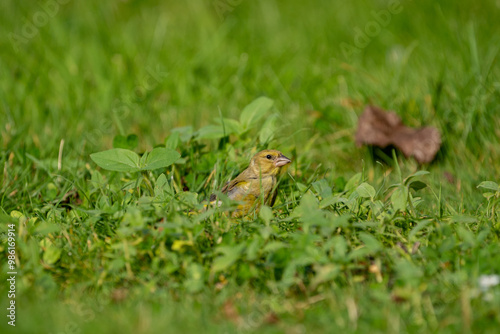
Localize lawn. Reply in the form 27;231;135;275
1;0;500;333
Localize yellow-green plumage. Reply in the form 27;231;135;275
212;150;291;217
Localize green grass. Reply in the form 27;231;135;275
1;0;500;333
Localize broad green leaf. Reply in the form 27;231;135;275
90;148;140;172
356;182;376;199
280;263;298;287
345;173;362;192
259;113;279;143
295;182;308;192
333;236;347;258
330;214;350;229
246;239;262;261
140;147;181;171
359;232;382;252
122;207;145;228
298;192;318;210
176;191;199;207
10;210;24;219
262;241;288;253
156;173;168;189
171;126;194;142
0;214;16;231
312;179;333;199
195;125;226;140
409;219;433;239
43;246;62;265
40;239;62;265
239;97;274;129
347;246;372;260
212;249;242;273
408;180;427;191
319;195;348;209
259;205;273;225
456;226;476;247
108;258;126;272
477;228;490;244
113;134;138;150
215;118;243;135
391;185;408;212
34;221;61;235
411;170;431;177
139;150;149;166
404;170;430;185
292;192;320;221
154;173;173;198
165;132;180;150
477;181;499;191
482;192;494;199
90;170;106;187
292;254;317;267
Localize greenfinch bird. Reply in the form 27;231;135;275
211;150;291;217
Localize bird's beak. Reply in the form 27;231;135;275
275;155;291;167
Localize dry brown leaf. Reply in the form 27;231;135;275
356;105;441;163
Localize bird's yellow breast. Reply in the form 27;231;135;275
227;175;276;217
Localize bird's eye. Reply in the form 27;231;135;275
266;154;272;160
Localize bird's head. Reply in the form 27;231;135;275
249;150;292;176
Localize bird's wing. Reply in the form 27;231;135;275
220;181;230;194
222;169;253;195
210;173;251;202
225;179;251;201
211;167;260;202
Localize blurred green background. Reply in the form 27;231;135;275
2;0;499;168
1;0;500;333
